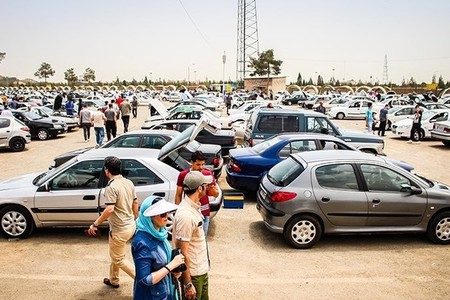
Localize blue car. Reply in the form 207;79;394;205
226;133;414;193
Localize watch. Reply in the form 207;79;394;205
184;282;193;290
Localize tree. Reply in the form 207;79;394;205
317;75;324;86
296;73;302;86
0;52;5;64
34;62;55;84
408;77;416;86
248;49;282;77
438;75;445;89
64;68;77;85
83;67;95;83
432;74;437;84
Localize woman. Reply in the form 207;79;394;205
408;105;423;143
132;196;184;300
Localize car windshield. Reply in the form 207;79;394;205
33;156;78;186
41;106;54;115
253;136;283;153
413;174;434;187
24;111;42;120
422;111;435;120
388;106;404;114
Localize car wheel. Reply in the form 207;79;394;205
9;137;26;152
37;128;50;140
443;141;450;147
0;205;34;239
283;215;322;249
336;112;345;120
427;211;450;244
412;129;425;141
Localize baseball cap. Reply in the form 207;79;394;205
143;198;179;217
183;171;213;190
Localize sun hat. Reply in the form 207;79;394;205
183;171;213;190
143;197;179;217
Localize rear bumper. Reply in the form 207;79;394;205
431;131;450;141
256;189;286;234
225;168;260;192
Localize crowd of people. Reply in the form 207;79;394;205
87;151;217;300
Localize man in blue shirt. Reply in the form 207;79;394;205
365;102;374;134
378;104;389;136
65;99;74;116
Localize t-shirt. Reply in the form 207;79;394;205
380;108;388;122
80;109;92;124
91;110;106;127
120;101;132;116
104;175;137;233
104;108;116;121
365;108;373;123
413;111;422;124
177;169;215;217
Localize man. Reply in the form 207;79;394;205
174;171;212;300
131;96;138;118
315;100;326;114
378;104;389;137
79;104;92;142
104;103;117;141
65;99;74;116
120;98;132;133
91;107;107;147
365;102;374;134
225;93;232;115
408;105;423;144
87;156;138;288
175;151;218;237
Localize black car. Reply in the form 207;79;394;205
11;110;67;140
145;120;237;156
281;93;309;105
50;130;224;178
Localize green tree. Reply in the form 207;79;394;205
34;62;55;84
296;72;302;86
438;75;445;89
248;49;282;77
143;76;149;86
307;78;313;85
0;52;6;64
64;68;77;85
408;77;416;86
432;74;437;84
83;67;95;83
317;75;324;86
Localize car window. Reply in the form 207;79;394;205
360;164;410;192
306;117;336;134
121;159;164;186
141;136;167;149
257;115;299;132
106;136;141;148
279;140;318;158
0;118;10;128
267;157;305;187
51;160;104;190
320;140;350;150
253;136;283;153
316;164;359;190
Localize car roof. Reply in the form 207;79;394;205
257;108;326;117
78;148;161;160
274;132;345;141
292;150;385;164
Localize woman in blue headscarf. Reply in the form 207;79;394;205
132;196;184;300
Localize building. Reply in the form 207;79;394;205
244;75;286;94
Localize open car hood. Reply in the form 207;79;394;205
148;98;169;119
158;117;209;160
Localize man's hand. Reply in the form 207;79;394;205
185;284;196;300
87;225;100;237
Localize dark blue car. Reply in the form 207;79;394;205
226;133;414;193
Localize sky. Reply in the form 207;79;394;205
1;0;450;85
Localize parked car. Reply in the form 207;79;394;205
18;106;79;131
244;108;385;155
431;120;450;147
281;93;309;106
0;116;31;152
256;150;450;249
0;125;223;239
386;105;428;130
144;119;237;155
392;110;450;140
51;129;224;178
229;104;283;125
227;133;413;192
311;97;349;111
422;103;450;111
169;99;218;112
329;99;373;119
11;110;68;140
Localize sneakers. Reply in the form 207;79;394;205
407;140;412;143
85;140;88;143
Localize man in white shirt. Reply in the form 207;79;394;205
91;107;107;147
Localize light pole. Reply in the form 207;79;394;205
222;51;226;94
188;64;195;83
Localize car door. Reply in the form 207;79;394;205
359;164;427;226
312;163;368;226
347;101;361;118
33;159;104;223
427;112;449;136
0;118;11;148
278;140;318;159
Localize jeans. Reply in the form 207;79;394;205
203;216;210;237
132;107;137;118
378;120;386;136
105;120;117;141
94;127;105;145
82;123;91;141
109;226;136;285
122;115;130;133
367;121;373;134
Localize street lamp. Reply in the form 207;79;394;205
222;51;226;94
188;64;195;83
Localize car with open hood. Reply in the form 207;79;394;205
0;123;223;239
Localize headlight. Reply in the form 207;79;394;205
54;124;63;129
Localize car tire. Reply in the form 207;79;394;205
37;128;50;140
443;141;450;147
0;205;34;239
427;211;450;244
9;137;26;152
336;112;345;120
283;215;322;249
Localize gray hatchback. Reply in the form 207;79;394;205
257;150;450;249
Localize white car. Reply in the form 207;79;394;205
0;123;223;239
228;103;282;124
228;101;264;116
312;97;349;111
329;99;372;119
0;116;31;152
386;105;429;130
431;120;450;146
392;110;450;140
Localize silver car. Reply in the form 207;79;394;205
0;125;223;239
0;116;31;152
257;150;450;249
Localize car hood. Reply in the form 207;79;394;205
55;147;94;159
0;172;40;191
339;130;384;142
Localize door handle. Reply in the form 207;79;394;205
372;198;381;207
321;197;330;203
83;195;96;200
153;192;166;197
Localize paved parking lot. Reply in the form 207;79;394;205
0;106;449;299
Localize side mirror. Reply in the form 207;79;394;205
400;184;421;195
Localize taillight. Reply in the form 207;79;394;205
444;128;450;133
270;191;297;203
213;157;220;167
21;127;30;132
229;161;242;172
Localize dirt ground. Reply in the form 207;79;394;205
0;106;449;300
